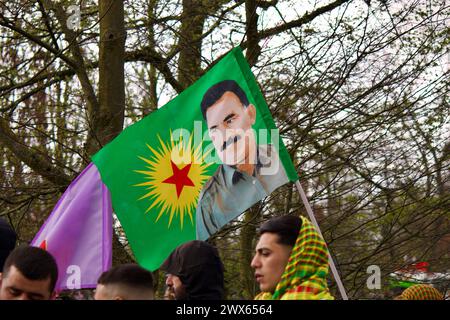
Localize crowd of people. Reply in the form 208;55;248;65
0;216;445;300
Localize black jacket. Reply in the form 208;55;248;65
0;218;17;271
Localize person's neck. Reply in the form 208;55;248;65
236;155;255;176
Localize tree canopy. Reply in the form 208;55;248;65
0;0;448;299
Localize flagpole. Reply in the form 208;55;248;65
294;180;349;300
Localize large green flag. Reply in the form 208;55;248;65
92;47;297;271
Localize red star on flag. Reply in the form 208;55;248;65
39;240;47;250
162;161;195;198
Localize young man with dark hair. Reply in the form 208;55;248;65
0;246;58;300
160;240;224;300
251;215;334;300
196;80;288;240
94;263;154;300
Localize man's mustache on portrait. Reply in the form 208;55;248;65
221;135;241;151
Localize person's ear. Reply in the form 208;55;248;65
114;295;124;300
246;104;256;125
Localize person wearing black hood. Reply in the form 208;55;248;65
0;218;17;271
160;240;224;300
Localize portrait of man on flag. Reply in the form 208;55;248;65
196;80;289;240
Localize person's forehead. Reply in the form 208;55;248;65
95;283;107;292
206;92;244;117
95;284;111;295
167;273;182;281
5;265;29;282
94;283;113;300
256;232;280;250
219;91;242;104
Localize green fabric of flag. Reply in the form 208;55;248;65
92;47;298;271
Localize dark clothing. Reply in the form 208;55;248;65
160;240;224;300
0;218;17;271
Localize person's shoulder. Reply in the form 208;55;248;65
198;165;225;200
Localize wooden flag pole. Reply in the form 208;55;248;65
295;180;349;300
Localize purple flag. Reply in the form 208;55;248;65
31;162;112;292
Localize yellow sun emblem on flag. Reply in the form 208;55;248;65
134;132;212;228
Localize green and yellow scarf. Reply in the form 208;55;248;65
398;284;443;300
255;216;334;300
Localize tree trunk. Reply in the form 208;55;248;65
239;205;260;298
178;0;206;88
96;0;130;265
245;0;261;67
93;0;126;153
